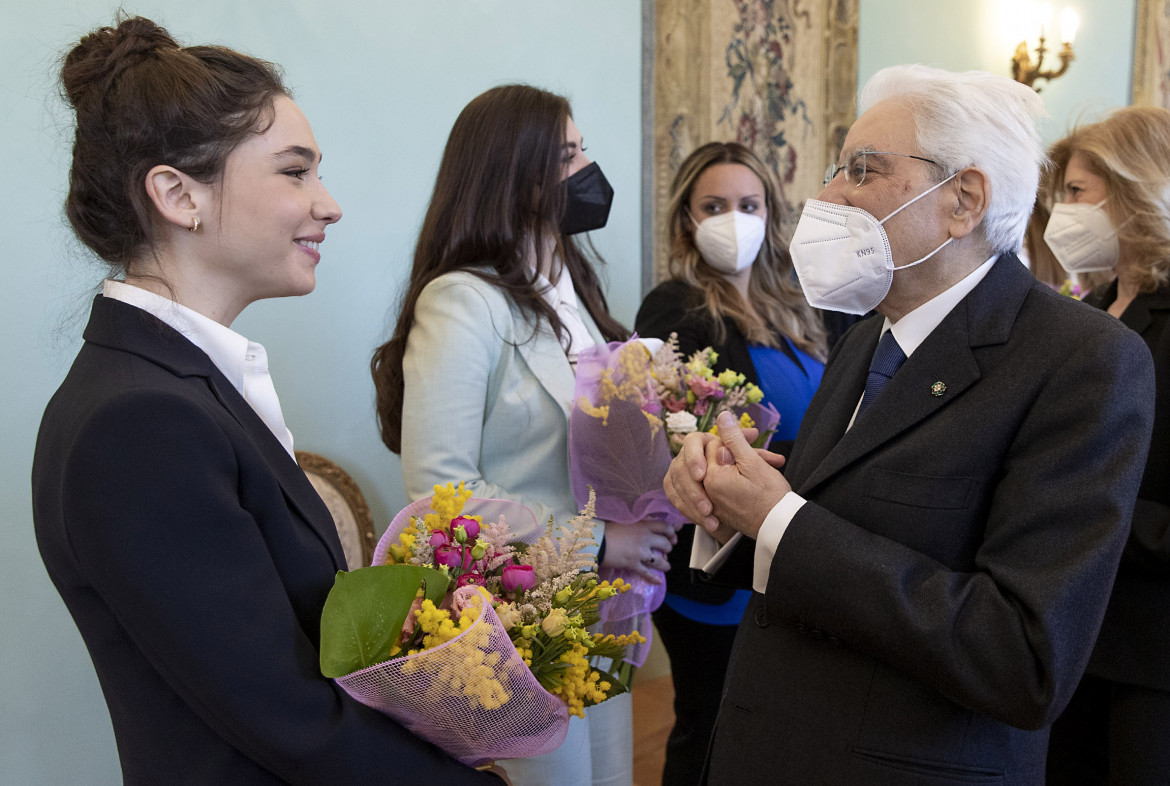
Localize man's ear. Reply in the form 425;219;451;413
143;165;204;232
947;167;990;240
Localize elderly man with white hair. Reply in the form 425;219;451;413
664;65;1157;784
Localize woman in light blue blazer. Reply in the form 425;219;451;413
371;84;677;786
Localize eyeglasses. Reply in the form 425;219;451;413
823;151;942;188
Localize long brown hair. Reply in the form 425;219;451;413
1048;105;1170;293
372;84;628;453
666;142;827;361
61;13;287;271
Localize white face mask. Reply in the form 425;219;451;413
788;173;957;315
1043;200;1119;274
691;210;767;274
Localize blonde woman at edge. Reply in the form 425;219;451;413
1043;105;1170;786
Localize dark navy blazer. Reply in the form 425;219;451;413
704;256;1156;785
1082;280;1170;692
33;296;496;785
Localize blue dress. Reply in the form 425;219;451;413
749;338;825;443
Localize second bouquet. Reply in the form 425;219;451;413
569;334;780;665
318;482;642;767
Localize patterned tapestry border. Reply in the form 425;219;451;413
1133;0;1170;107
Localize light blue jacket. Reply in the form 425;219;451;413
400;270;605;546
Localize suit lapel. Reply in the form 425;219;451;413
785;317;877;490
793;255;1034;495
581;301;606;347
86;297;346;570
1085;280;1170;337
202;370;346;570
514;309;579;420
1120;287;1170;336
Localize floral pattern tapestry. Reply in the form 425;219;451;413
1133;0;1170;107
650;0;858;284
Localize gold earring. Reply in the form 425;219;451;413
188;216;200;232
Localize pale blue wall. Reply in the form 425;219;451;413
0;2;642;783
859;0;1139;143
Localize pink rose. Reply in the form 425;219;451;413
434;544;471;570
429;529;451;549
663;396;688;413
450;584;486;616
451;516;480;541
456;572;486;589
687;376;724;400
397;596;424;644
501;564;536;594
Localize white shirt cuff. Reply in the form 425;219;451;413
751;492;806;594
690;528;740;574
688;491;807;591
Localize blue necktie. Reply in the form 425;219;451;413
858;330;906;415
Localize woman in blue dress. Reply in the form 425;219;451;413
634;141;830;785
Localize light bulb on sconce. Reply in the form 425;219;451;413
1011;5;1078;91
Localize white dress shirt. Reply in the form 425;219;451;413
102;280;296;459
532;262;598;365
692;255;1000;591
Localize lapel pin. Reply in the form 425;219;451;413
931;381;946;397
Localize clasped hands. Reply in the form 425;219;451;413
664;411;792;543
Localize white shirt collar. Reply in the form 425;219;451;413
532;262;579;309
103;280;247;387
884;254;1000;356
101;280;295;458
531;263;596;362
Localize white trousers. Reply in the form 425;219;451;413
500;692;633;786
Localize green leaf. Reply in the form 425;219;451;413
318;565;450;678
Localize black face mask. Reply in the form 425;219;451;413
560;162;614;235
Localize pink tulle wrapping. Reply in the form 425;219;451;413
728;401;783;446
569;338;688;666
335;586;569;767
345;496;566;766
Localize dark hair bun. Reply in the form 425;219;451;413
61;15;179;110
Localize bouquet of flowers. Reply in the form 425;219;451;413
568;334;779;665
319;482;642;767
1057;278;1086;299
650;334;780;455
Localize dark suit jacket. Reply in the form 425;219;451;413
32;296;495;785
1082;281;1170;691
705;256;1156;785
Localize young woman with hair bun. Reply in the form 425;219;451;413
32;15;503;784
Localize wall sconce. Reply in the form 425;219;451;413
1011;5;1079;91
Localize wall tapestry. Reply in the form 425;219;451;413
1133;0;1170;107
